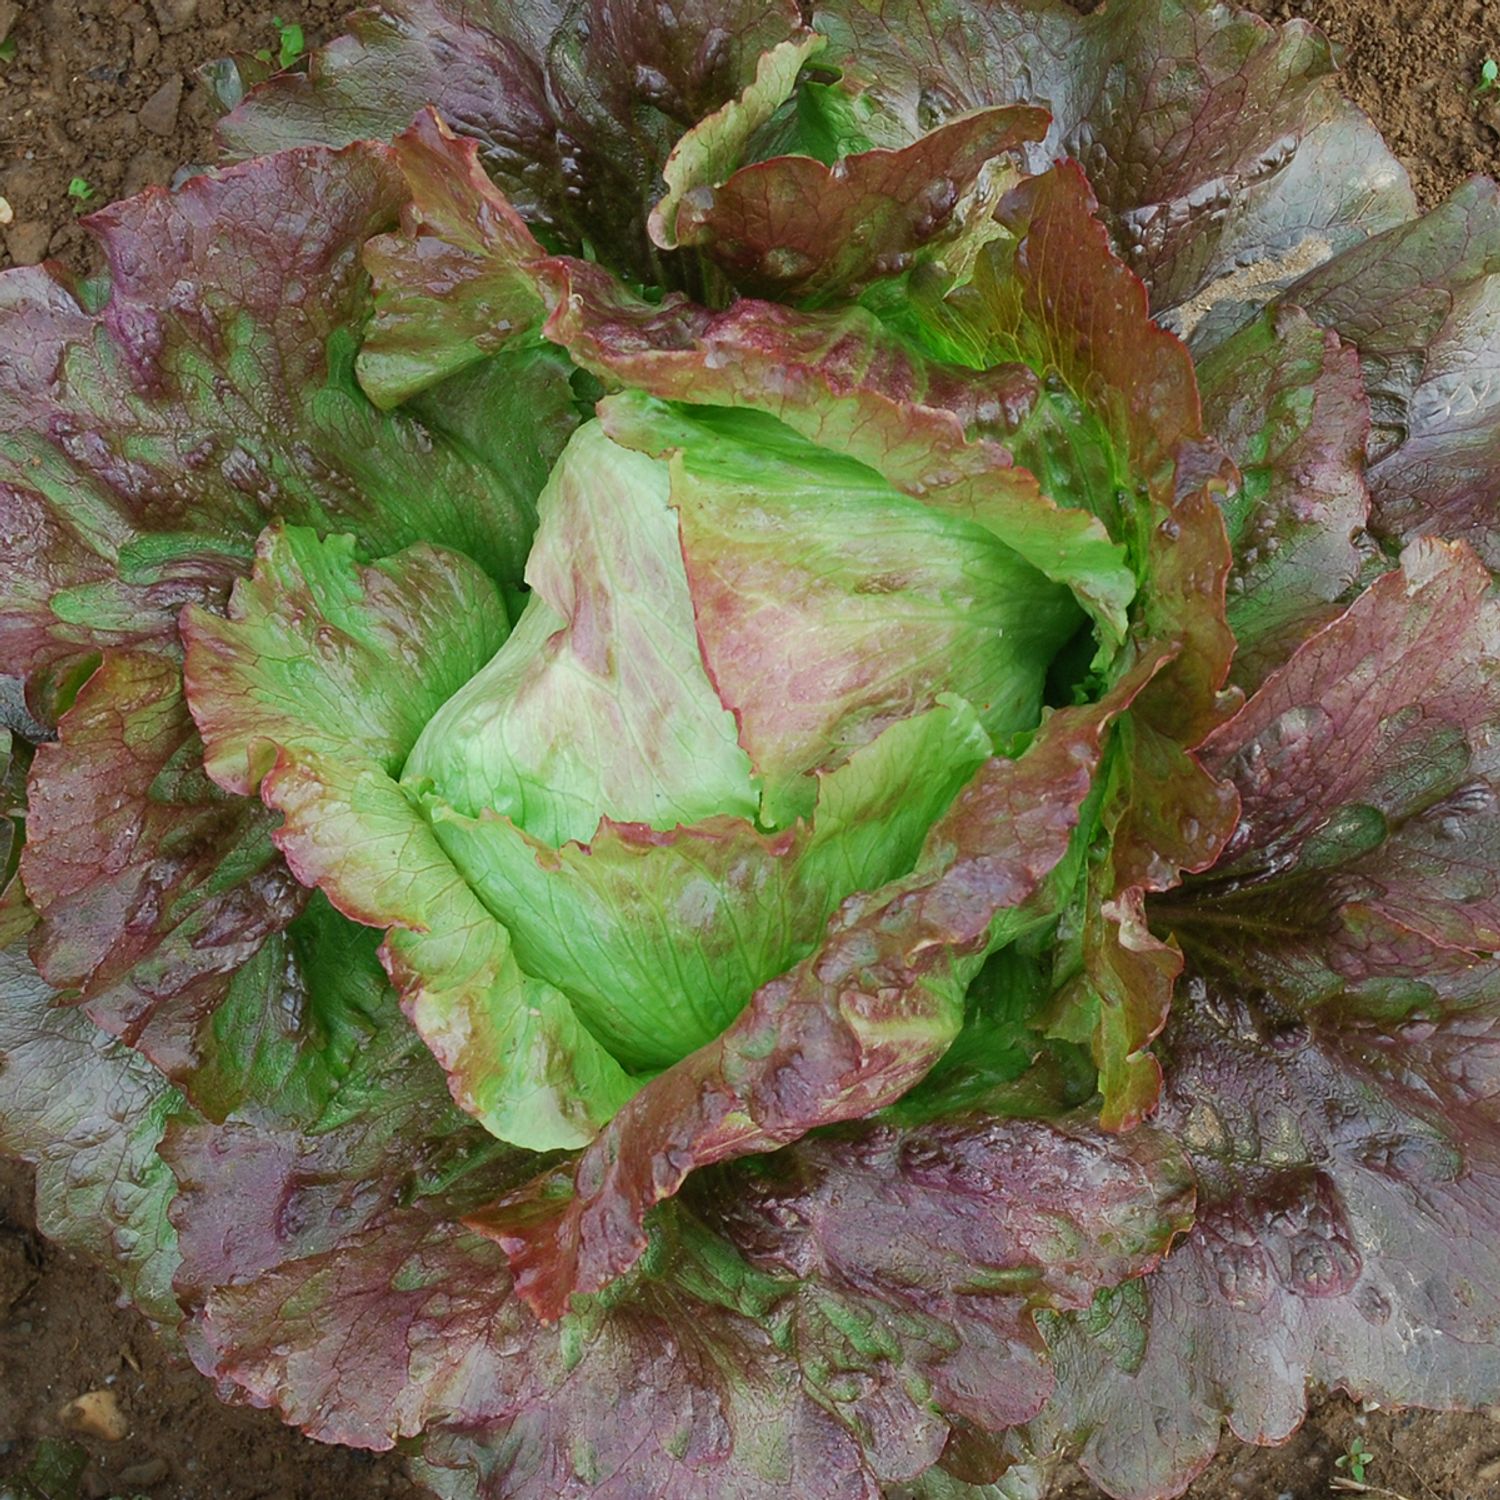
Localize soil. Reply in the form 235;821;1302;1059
1;0;1499;1497
0;0;349;274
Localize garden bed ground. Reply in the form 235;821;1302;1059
1;1;1498;1497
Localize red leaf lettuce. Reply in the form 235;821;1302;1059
2;4;1498;1499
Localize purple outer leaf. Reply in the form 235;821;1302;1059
19;652;305;1076
0;933;184;1336
475;657;1169;1323
1038;989;1500;1500
1201;537;1499;901
812;0;1415;343
1277;177;1500;571
659;104;1050;302
217;0;804;287
168;1090;880;1488
0;139;558;684
221;0;1414;341
693;1113;1193;1484
164;1029;1189;1495
0;151;406;670
1195;304;1373;691
1042;539;1500;1499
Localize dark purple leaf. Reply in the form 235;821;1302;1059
218;0;804;287
1201;537;1499;917
1279;178;1500;570
657;102;1049;302
1038;988;1500;1500
20;652;304;1077
1196;304;1373;691
166;1035;1187;1495
694;1112;1191;1483
1042;540;1500;1497
0;933;183;1334
813;0;1414;341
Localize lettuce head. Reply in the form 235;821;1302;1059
4;3;1500;1499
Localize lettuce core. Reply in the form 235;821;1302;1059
404;404;1084;1069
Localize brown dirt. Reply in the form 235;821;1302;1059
2;0;1500;1497
0;0;349;274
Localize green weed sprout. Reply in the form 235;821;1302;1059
1334;1438;1375;1485
273;15;306;69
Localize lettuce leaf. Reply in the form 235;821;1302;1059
1277;177;1500;570
404;421;758;846
218;0;805;286
162;991;1189;1491
0;932;183;1336
1036;538;1500;1496
221;0;1415;341
1196;305;1372;691
479;658;1170;1320
19;653;304;1074
183;524;639;1148
0;143;555;682
811;0;1414;342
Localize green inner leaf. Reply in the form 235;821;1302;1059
605;396;1086;825
404;420;759;846
419;697;993;1069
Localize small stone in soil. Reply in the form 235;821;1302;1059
59;1389;129;1442
138;74;183;136
4;220;50;265
149;0;199;33
117;1456;170;1486
134;25;161;69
